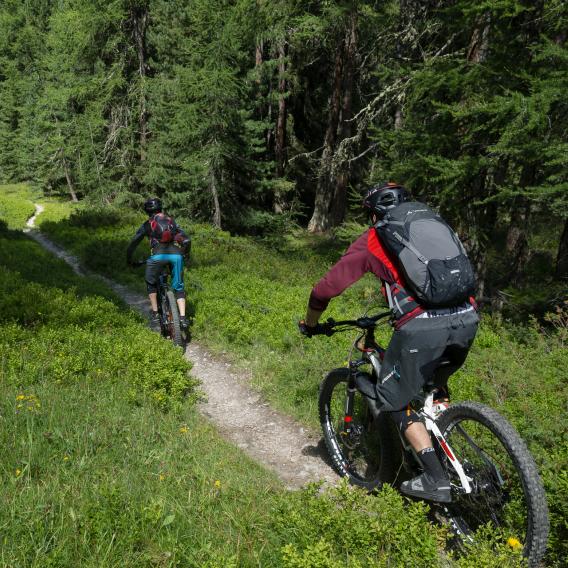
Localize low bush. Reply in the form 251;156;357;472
37;197;566;565
278;482;442;567
0;195;518;568
0;183;36;228
0;220;197;410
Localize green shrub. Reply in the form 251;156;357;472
0;183;36;229
278;482;441;567
0;270;197;410
40;204;566;565
0;210;198;411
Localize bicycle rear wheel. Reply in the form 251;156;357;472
163;290;184;347
436;402;548;567
319;369;398;490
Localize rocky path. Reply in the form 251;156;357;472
25;208;337;489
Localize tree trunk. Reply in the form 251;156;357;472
255;39;263;79
308;9;357;233
394;108;404;130
506;164;535;283
467;12;491;63
132;4;149;161
275;41;287;178
61;153;79;203
332;10;357;226
273;41;288;213
458;169;495;300
210;168;221;229
556;219;568;279
394;0;423;129
266;85;273;151
462;11;492;296
307;43;344;233
505;198;530;284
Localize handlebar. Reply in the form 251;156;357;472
312;311;392;336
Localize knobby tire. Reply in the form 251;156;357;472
164;290;184;347
435;402;549;567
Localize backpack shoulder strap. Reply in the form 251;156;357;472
368;228;402;281
392;231;429;264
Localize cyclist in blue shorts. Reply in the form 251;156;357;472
127;198;191;331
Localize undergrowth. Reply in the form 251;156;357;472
0;183;36;228
0;191;524;567
4;185;562;565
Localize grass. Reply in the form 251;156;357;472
0;183;36;228
0;189;497;568
1;381;283;566
0;182;77;230
0;184;556;567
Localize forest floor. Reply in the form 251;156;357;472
25;204;337;489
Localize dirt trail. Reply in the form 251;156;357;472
25;209;337;489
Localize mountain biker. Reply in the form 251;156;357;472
126;197;191;332
299;182;479;503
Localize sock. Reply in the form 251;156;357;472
418;447;447;483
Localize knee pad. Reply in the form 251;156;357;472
390;406;424;434
174;290;186;300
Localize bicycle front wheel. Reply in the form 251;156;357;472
164;290;184;347
319;369;398;490
436;402;549;567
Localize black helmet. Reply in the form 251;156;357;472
362;182;410;221
143;197;162;215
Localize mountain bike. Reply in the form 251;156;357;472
133;259;185;347
315;311;549;567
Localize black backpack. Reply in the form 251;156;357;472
376;201;476;307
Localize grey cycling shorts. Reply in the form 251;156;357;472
376;308;479;412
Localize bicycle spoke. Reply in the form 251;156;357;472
443;418;528;544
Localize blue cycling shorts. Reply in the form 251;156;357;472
145;254;185;298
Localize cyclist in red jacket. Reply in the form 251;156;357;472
299;182;479;502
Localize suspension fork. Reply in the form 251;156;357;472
342;367;358;436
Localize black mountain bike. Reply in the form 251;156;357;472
316;312;549;567
134;260;185;347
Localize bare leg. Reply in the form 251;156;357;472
149;293;158;312
176;297;186;317
405;421;432;453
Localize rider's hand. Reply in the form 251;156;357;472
298;320;314;337
298;320;331;338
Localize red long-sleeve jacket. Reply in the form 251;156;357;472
308;228;424;328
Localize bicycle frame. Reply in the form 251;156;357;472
338;315;473;495
421;394;473;494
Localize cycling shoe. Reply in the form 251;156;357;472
400;472;451;503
